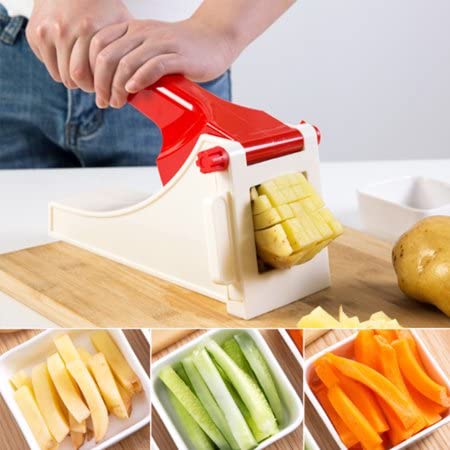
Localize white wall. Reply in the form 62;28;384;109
232;0;450;161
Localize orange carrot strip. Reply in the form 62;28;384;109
327;385;384;450
406;380;444;426
393;339;450;407
325;353;416;428
287;329;303;354
375;336;427;434
315;356;388;434
375;329;397;343
396;330;425;368
378;399;417;446
354;330;379;370
314;382;359;448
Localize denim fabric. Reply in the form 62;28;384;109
0;4;232;168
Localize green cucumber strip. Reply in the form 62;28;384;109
168;390;215;450
173;362;194;390
205;339;279;438
183;357;237;450
222;338;257;382
193;348;257;450
159;366;229;448
235;333;284;425
223;376;268;443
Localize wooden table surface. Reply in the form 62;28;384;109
304;329;450;450
0;329;150;450
151;329;303;449
0;229;449;328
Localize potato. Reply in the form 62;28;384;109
392;216;450;317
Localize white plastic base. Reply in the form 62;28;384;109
49;124;330;320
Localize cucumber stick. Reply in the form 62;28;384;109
193;348;257;450
235;333;284;425
183;356;238;450
168;390;215;450
222;338;257;382
205;339;279;438
159;366;229;449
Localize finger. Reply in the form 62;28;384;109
125;53;184;94
70;36;96;92
25;27;43;61
89;22;129;73
94;35;143;108
39;42;62;82
109;42;170;108
56;36;77;89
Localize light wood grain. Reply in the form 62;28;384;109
151;329;196;355
0;229;449;328
151;329;303;450
0;329;150;450
304;329;450;449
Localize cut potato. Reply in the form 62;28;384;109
297;306;402;329
88;352;130;419
67;359;109;443
32;362;70;443
54;335;80;364
91;331;142;394
70;431;85;450
14;385;58;450
10;370;33;391
47;353;90;423
69;412;86;434
117;380;133;417
77;347;92;365
251;173;343;269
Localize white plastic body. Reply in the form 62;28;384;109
49;123;330;319
304;330;450;450
0;329;151;450
278;329;304;368
358;176;450;243
151;329;303;450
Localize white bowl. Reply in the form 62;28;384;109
304;426;320;450
358;176;450;242
304;330;450;449
278;329;304;368
152;329;303;450
0;329;151;450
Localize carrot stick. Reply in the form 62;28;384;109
375;336;427;435
378;399;417;446
325;353;416;428
396;330;424;369
327;385;384;450
405;379;444;426
315;356;388;433
392;339;450;407
287;329;303;354
313;382;359;448
354;330;379;370
375;330;397;343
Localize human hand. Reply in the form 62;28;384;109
26;0;131;91
89;17;238;108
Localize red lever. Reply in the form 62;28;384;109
128;75;306;185
196;146;229;174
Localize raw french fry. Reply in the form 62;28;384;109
54;335;80;364
117;382;133;417
10;370;33;391
14;385;58;450
31;362;70;443
88;352;130;419
69;413;86;434
91;331;142;393
77;347;92;365
70;431;85;450
47;353;90;423
67;359;109;442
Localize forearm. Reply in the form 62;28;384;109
192;0;295;56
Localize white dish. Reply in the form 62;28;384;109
152;328;303;450
357;176;450;242
278;329;304;368
304;426;320;450
0;329;151;450
304;330;450;449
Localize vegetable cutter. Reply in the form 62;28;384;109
49;75;330;319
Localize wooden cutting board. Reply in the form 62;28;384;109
0;228;448;328
152;329;303;449
304;329;450;450
0;330;150;450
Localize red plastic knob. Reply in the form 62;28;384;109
196;146;229;174
300;120;321;144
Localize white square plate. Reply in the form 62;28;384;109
0;329;151;450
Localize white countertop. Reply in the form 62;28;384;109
1;159;449;328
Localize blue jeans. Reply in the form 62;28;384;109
0;4;231;168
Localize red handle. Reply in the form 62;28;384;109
128;75;304;185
